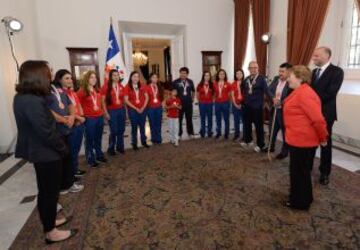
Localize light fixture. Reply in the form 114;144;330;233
132;49;148;66
1;16;23;71
261;32;272;44
2;16;23;34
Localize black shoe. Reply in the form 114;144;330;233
107;149;116;156
224;135;229;140
233;135;239;141
45;229;78;245
74;176;81;183
208;134;213;138
74;170;86;177
215;134;221;139
116;148;125;154
276;153;288;160
283;201;309;211
132;144;139;151
97;157;108;164
89;162;99;168
319;174;329;185
142;143;150;148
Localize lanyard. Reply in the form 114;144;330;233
51;85;64;109
151;83;159;102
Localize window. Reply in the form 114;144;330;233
347;3;360;68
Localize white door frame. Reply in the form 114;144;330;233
122;32;185;79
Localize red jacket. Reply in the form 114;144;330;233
283;84;328;147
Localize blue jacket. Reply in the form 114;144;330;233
242;74;272;109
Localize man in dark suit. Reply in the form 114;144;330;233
311;47;344;185
267;62;293;159
172;67;195;138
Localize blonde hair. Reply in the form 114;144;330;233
81;70;98;95
291;65;312;84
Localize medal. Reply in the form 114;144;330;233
113;83;121;106
59;102;65;109
183;81;187;96
152;83;159;103
90;90;99;111
134;85;140;104
248;75;258;95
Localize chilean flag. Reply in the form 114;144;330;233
104;23;128;85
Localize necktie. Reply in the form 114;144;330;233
315;68;322;80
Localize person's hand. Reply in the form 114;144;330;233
78;116;86;124
320;141;327;147
273;98;280;107
104;112;110;121
65;116;75;128
137;108;143;114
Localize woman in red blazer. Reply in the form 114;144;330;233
283;65;328;210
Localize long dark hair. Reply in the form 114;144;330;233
216;69;228;82
198;71;214;91
106;69;120;105
16;60;51;96
127;71;141;90
53;69;72;88
234;68;245;82
147;73;164;100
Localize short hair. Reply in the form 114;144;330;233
16;60;51;96
291;65;312;84
317;46;332;58
179;67;189;74
279;62;293;69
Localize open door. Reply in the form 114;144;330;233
170;34;185;80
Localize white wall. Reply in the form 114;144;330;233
0;0;41;152
33;0;234;83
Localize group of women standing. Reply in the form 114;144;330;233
196;69;245;140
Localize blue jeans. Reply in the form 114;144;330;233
108;108;126;152
148;107;163;144
69;124;85;173
128;108;147;146
84;116;104;165
232;105;243;138
215;102;230;137
199;103;213;137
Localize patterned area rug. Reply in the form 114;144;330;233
10;139;360;249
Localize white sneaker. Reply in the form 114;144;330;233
174;141;179;147
248;142;254;147
254;146;261;153
69;183;84;193
240;142;248;148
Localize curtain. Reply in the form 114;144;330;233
287;0;330;65
251;0;270;75
356;0;360;14
234;0;251;70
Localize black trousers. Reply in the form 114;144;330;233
269;108;288;155
243;105;265;148
319;120;334;176
33;160;62;232
289;146;316;209
179;104;194;136
61;135;74;190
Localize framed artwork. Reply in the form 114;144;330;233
201;51;222;80
67;47;100;89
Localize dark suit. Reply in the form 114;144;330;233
311;63;344;176
172;78;195;136
13;94;68;232
241;74;273;148
268;76;291;155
